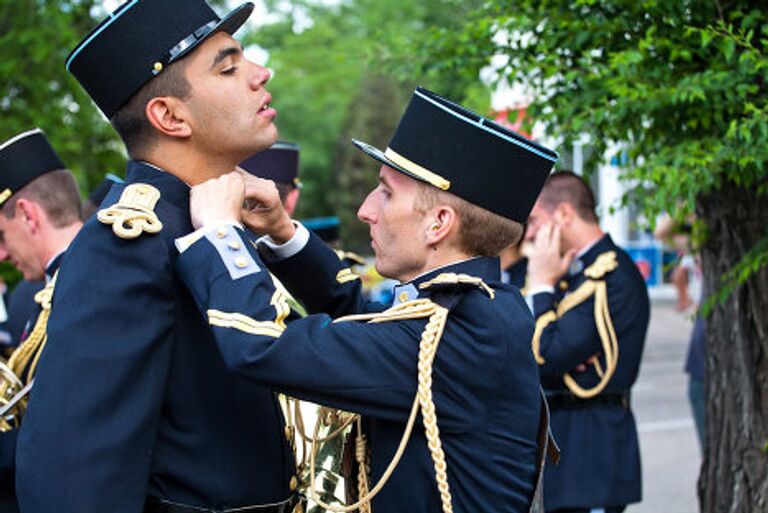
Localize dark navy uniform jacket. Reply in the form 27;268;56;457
176;228;542;513
532;234;649;510
16;161;295;513
0;258;61;513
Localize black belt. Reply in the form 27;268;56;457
545;391;630;410
145;494;302;513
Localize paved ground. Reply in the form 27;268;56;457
626;299;701;513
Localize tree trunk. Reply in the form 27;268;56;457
697;182;768;513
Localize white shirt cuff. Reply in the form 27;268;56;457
256;221;309;260
175;221;243;253
526;284;556;297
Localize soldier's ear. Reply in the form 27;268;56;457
145;96;192;139
14;199;39;231
425;206;457;247
553;202;574;226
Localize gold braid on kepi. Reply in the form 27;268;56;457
531;251;620;399
0;272;58;432
306;273;494;513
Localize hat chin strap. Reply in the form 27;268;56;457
167;20;218;64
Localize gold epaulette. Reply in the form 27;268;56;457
531;251;620;399
335;249;366;266
419;272;495;299
97;183;163;239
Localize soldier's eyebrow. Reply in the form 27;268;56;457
211;46;242;69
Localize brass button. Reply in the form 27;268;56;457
284;426;293;439
398;291;409;303
228;240;242;251
289;475;298;491
216;227;228;239
234;256;249;269
559;280;568;291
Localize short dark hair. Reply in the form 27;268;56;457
110;59;191;157
275;182;296;204
3;169;82;228
537;171;599;224
415;183;524;257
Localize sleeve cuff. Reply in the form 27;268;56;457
256;221;309;261
526;285;555;297
175;221;243;253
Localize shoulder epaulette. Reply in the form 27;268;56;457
419;273;495;299
97;183;163;240
335;250;366;266
584;251;618;280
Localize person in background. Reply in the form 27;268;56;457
240;141;301;216
500;235;528;292
525;171;649;513
0;128;83;513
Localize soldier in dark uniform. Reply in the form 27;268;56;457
524;171;650;513
0;128;83;513
16;2;299;513
173;87;559;512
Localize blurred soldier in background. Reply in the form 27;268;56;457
0;128;82;513
525;171;650;513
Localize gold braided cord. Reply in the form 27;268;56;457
530;252;620;399
415;305;453;512
309;299;454;513
562;281;619;398
0;274;57;432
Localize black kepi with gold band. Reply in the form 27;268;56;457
240;142;301;188
0;129;65;207
65;0;255;118
353;87;558;222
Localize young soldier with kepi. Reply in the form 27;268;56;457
16;2;301;512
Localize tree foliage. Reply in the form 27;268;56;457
0;0;126;194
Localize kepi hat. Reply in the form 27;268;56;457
240;142;301;188
66;0;255;118
0;129;66;207
353;87;558;223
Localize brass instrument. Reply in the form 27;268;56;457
0;275;57;432
0;359;27;431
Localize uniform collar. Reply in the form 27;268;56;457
125;160;190;211
44;252;65;282
569;234;614;276
391;256;500;305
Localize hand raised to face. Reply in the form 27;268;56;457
526;222;577;287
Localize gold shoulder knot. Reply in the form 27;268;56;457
335;250;366;266
419;272;495;299
584;251;618;280
97;183;163;240
33;273;57;311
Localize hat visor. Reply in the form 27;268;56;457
351;139;432;186
172;2;255;63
